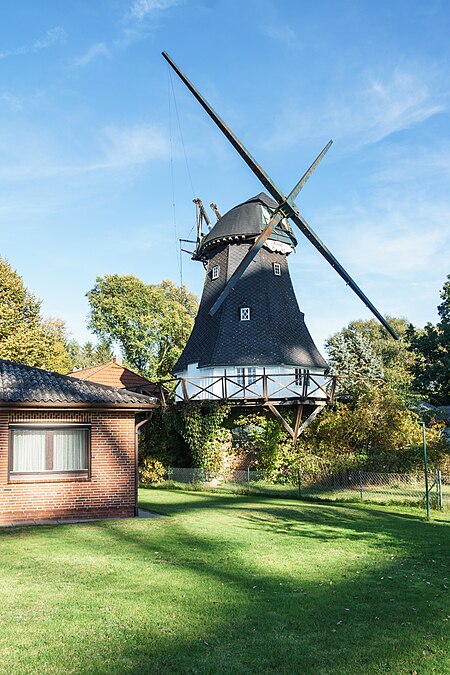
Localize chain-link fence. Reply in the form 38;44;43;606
161;467;448;510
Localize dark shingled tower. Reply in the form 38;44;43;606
174;193;327;373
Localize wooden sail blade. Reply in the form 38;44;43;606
287;140;333;205
162;51;285;207
288;208;399;339
162;51;399;341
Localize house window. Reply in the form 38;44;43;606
9;427;90;479
273;262;281;276
211;265;220;280
240;307;250;321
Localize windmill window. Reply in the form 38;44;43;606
295;368;302;386
247;367;257;385
211;265;220;280
240;307;251;321
237;367;257;387
273;262;281;276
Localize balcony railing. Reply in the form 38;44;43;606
171;371;336;403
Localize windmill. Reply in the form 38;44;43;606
163;52;397;440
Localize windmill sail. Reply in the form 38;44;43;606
162;51;398;340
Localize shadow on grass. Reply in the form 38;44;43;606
0;491;448;674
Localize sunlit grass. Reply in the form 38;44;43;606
0;489;448;674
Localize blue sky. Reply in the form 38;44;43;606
1;0;449;352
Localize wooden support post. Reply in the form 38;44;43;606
293;403;303;441
265;402;296;440
181;378;189;401
296;405;325;439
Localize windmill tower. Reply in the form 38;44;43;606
164;53;398;439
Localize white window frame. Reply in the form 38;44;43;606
273;262;281;276
240;307;251;321
247;367;257;385
237;367;257;387
211;265;220;280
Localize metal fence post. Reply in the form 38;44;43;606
297;468;301;498
438;469;443;510
359;470;363;500
247;466;250;493
167;465;172;481
423;423;430;521
435;470;439;509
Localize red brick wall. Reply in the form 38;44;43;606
0;410;137;525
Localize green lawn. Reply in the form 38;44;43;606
0;490;448;674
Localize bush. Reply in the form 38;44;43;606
139;458;167;485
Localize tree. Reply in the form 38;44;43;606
87;275;198;380
408;275;450;405
0;257;71;372
67;340;113;370
326;329;384;379
325;316;415;392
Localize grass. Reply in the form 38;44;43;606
0;490;448;674
150;478;450;511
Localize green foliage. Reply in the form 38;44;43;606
139;458;167;485
408;275;450;405
87;275;198;380
300;385;449;473
141;407;191;468
140;403;232;475
230;413;294;481
66;340;113;370
0;257;71;373
325;316;415;394
326;328;384;379
181;402;231;473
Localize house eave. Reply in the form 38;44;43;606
0;402;159;411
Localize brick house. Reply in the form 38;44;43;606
69;357;159;396
0;359;158;526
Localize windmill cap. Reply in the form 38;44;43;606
196;192;297;257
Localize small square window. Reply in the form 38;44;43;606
211;265;219;280
273;262;281;276
240;307;250;321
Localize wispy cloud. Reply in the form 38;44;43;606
94;124;170;169
306;196;450;281
117;0;182;46
72;42;109;68
265;68;446;151
0;92;23;112
128;0;181;21
0;27;66;60
0;123;170;181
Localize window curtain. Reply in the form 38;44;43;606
13;430;46;472
53;429;87;471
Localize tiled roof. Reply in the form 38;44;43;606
69;361;158;394
0;359;159;407
174;241;327;372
